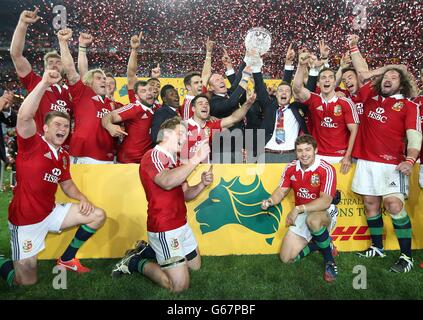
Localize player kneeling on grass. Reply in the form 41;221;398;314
0;70;106;287
111;117;213;293
261;134;339;283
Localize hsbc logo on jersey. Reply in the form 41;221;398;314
320;117;338;128
50;100;69;114
356;103;364;115
296;187;317;200
97;108;111;118
368;107;387;123
43;168;61;184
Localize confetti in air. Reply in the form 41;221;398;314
0;0;422;89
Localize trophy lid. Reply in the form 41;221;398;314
245;27;272;56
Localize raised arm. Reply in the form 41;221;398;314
358;64;408;83
77;32;94;79
282;43;296;83
318;39;330;69
17;70;62;138
57;28;80;85
222;48;235;84
151;63;161;78
127;32;142;90
201;38;214;87
348;34;369;76
10;8;41;77
221;92;256;129
292;51;312;102
253;69;272;108
335;52;352;87
210;67;251;117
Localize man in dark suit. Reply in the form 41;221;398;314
252;71;309;163
0;89;18;188
208;60;253;163
150;85;181;145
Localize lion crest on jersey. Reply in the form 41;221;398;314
333;105;342;116
392;101;404;112
194;175;283;245
23;240;33;253
170;238;180;250
204;127;211;138
310;173;320;187
63;157;67;170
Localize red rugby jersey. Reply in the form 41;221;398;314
279;158;337;205
128;88;136;104
303;92;359;157
20;70;74;148
116;101;154;163
68;80;115;161
181;118;222;161
181;95;195;120
352;83;420;164
9;133;71;226
180;86;208;120
139;146;187;232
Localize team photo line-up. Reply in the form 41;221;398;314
0;7;422;292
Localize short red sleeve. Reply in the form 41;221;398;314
128;89;137;104
19;70;41;92
68;80;88;104
116;103;143;121
319;162;337;198
279;164;294;189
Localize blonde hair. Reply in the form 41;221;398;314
43;50;61;69
156;116;186;143
82;69;106;87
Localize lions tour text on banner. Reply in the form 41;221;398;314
39;164;423;259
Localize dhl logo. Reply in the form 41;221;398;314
331;226;386;241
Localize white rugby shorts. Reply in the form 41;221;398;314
9;203;72;261
352;159;409;197
147;223;198;269
289;204;338;242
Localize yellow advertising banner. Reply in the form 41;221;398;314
113;77;282;105
40;164;423;259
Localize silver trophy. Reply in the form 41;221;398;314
244;27;272;56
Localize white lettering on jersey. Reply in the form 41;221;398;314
296;187;317;200
50;99;69;113
44;168;62;184
368;107;387;123
320;117;338;128
356;103;364;115
97;108;111;118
